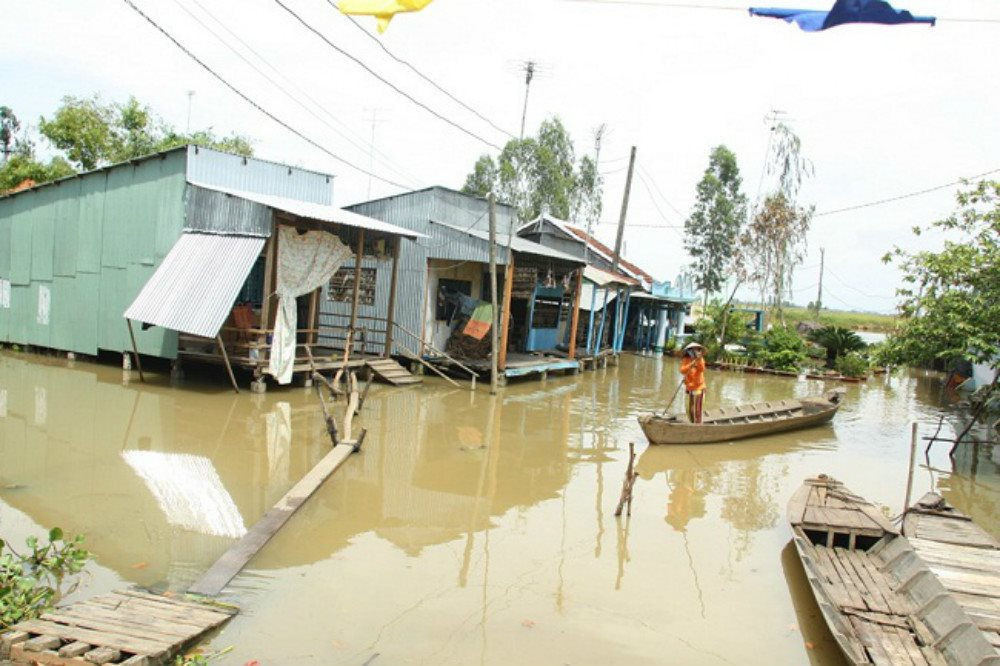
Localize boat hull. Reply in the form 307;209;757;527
637;396;840;445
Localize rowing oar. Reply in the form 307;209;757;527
661;379;685;416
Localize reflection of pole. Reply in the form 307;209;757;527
904;422;919;512
459;395;497;587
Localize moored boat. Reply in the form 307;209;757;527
788;475;998;665
637;389;843;445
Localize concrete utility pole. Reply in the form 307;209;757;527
519;60;536;140
612;146;637;272
186;90;195;133
815;247;825;315
488;193;499;395
365;108;386;199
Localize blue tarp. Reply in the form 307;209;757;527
749;0;935;30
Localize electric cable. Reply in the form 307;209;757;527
814;168;1000;217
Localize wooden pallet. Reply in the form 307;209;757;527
0;590;236;666
366;358;422;386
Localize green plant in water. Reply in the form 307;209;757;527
836;352;869;378
0;528;90;630
808;326;866;367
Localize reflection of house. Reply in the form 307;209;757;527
345;188;586;381
0;146;421;390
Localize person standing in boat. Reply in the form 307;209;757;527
680;343;706;423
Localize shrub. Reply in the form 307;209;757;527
836;352;869;378
763;349;805;372
808;326;866;367
0;529;90;630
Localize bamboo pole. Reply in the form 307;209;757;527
349;229;366;349
498;253;515;370
488;193;499;394
125;319;145;383
903;421;918;513
216;334;240;393
567;267;583;360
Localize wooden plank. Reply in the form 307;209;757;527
23;635;62;652
892;627;929;665
84;646;121;664
1;630;30;659
833;548;885;613
816;546;868;610
41;609;192;644
188;442;357;596
9;645;91;665
839;549;893;614
13;619;166;656
850;616;894;665
75;599;217;631
58;641;92;658
83;597;226;628
111;590;235;617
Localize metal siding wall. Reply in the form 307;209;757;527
126;262;177;358
29;188;56;281
184;185;272;237
155;152;188;259
67;272;100;354
53;180;81;276
185;145;333;204
9;285;30;343
9;202;32;285
101;167;132;268
77;173;106;274
130;158;160;266
98;267;127;352
28;282;51;347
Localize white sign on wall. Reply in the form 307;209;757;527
0;389;7;418
0;279;10;309
37;284;50;325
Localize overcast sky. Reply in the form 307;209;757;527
5;0;999;314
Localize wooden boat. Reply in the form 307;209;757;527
637;389;843;445
788;475;998;665
903;493;1000;654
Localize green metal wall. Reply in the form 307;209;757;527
0;151;187;358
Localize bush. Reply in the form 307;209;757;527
808;326;866;367
750;325;806;370
763;349;805;372
1;529;90;630
836;352;869;378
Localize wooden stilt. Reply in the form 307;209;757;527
125;319;145;382
498;253;515;370
567;267;583;360
216;335;240;393
349;230;366;353
384;236;401;358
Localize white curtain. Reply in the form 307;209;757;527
267;227;353;384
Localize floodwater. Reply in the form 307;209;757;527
1;350;997;665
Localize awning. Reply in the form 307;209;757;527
584;265;638;287
189;182;426;240
124;232;265;338
579;283;619;312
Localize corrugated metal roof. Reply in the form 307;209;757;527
124;232;265;338
584;265;639;287
189;182;425;240
433;221;584;265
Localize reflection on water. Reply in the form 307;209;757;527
1;349;996;665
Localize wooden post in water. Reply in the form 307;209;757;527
488;193;499;394
567;267;583;361
903;421;919;512
614;442;639;517
383;236;401;358
125;319;145;383
349;229;366;355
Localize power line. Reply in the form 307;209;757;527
826;267;898;300
122;0;409;188
637;161;685;218
633;170;685;237
814;167;1000;217
331;1;516;140
174;0;422;187
271;0;504;150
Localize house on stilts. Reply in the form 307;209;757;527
0;145;424;391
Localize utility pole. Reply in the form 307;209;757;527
186;90;195;133
584;124;606;263
519;60;536;140
488;193;499;394
815;247;825;316
612;146;636;272
365;108;385;199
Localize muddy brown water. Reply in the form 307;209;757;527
1;350;997;665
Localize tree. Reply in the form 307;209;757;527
745;193;812;325
884;180;1000;368
0;105;75;192
461;116;600;223
808;325;866;367
1;106;22;163
39;94;252;172
684;145;747;304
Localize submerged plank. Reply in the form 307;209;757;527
189;443;358;596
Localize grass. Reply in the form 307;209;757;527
732;303;899;332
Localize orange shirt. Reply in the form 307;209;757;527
680;356;706;392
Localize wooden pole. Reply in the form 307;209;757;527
567;267;583;360
125;319;145;383
349;230;366;355
488;193;500;394
498;253;515;370
383;236;401;358
307;288;319;345
216;334;240;393
614;442;638;517
903;421;919;513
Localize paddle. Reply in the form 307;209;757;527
661;379;685;416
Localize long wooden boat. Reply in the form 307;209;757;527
637;389;843;445
789;475;998;665
903;493;1000;654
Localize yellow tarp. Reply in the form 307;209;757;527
338;0;434;32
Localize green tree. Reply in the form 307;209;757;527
808;325;866;367
1;106;23;162
684;145;747;303
39;94;252;172
461;116;600;223
0;106;76;192
746;193;812;325
884;180;1000;367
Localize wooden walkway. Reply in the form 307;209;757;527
904;492;1000;654
0;589;235;665
366;357;421;386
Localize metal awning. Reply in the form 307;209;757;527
579;283;619;311
189;182;425;240
124;232;265;338
434;221;585;264
583;265;639;287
